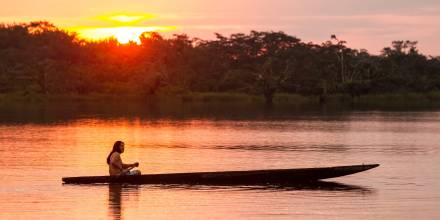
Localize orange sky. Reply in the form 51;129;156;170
1;0;440;55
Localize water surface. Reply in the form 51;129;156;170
0;102;439;219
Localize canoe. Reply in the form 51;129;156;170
62;164;379;185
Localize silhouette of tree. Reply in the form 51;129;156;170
0;22;439;102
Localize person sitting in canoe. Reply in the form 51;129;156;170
107;141;141;176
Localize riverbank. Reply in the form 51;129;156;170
2;91;440;107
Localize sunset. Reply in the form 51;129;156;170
71;25;176;44
1;0;439;54
65;13;177;43
1;1;440;220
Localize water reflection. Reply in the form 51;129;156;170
238;181;373;193
108;184;140;220
143;181;373;193
2;103;440;219
105;181;371;220
209;144;350;152
0;101;372;124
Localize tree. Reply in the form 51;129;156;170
255;58;291;104
1;22;439;103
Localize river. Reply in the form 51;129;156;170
0;102;439;219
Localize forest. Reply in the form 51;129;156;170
1;21;440;104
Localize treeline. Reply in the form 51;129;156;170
1;21;440;104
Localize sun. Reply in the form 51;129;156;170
68;14;176;44
70;26;176;44
113;29;137;44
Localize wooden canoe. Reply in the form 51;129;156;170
62;164;379;185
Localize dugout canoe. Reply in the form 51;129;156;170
62;164;379;185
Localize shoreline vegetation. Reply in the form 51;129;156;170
1;21;440;107
2;91;440;108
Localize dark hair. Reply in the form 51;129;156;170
106;141;124;164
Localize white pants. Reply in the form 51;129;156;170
125;170;141;175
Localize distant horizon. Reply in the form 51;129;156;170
1;0;440;56
2;20;439;57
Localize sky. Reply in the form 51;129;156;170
1;0;439;55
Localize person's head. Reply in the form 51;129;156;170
113;141;125;153
107;141;125;164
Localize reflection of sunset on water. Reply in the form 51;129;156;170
1;111;440;219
